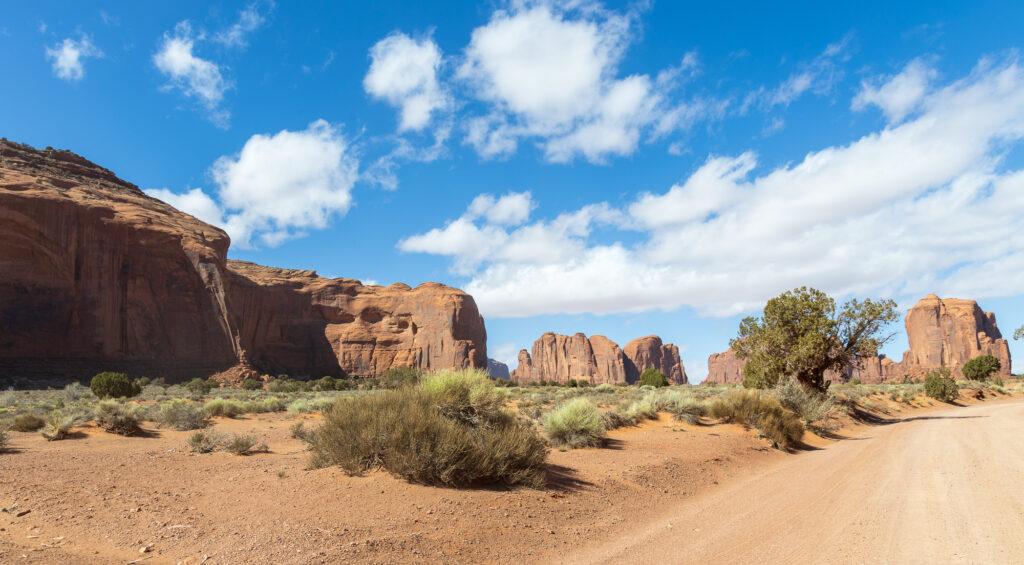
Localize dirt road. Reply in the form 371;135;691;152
567;400;1024;565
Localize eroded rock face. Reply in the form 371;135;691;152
705;294;1012;384
511;332;685;385
624;335;688;384
487;358;510;380
0;140;487;382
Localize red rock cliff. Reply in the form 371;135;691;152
511;332;686;384
0;140;487;382
624;335;688;384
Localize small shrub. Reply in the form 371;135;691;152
94;401;142;436
225;433;267;456
661;391;708;425
63;382;88;403
708;389;804;449
638;368;669;388
309;370;546;487
0;427;8;451
10;413;46;432
40;410;77;441
991;374;1005;387
772;378;836;425
185;377;216;396
962;355;1001;381
594;383;616;393
379;367;423;389
287;399;311;414
154;400;207;431
289;421;310;440
314;376;338;391
543;398;606;448
240;378;264;391
924;368;959;402
188;430;225;453
90;372;141;399
203;398;245;419
267;378;301;394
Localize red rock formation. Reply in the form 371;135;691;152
487;358;510;380
0;140;487;382
624;335;688;384
706;294;1013;384
511;332;627;385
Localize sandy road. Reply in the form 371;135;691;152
566;400;1024;565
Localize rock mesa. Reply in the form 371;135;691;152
511;332;687;384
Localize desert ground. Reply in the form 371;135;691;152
1;384;1020;564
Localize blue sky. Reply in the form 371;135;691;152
3;1;1024;378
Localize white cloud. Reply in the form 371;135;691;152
364;33;448;131
852;58;938;123
214;1;272;49
457;3;709;163
466;191;534;225
744;35;852;112
144;187;225;227
403;56;1024;319
209;120;359;248
154;21;231;124
45;36;103;81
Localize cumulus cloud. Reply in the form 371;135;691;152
214;1;272;48
466;191;534;225
456;2;711;163
402;56;1024;319
45;36;103;81
364;33;448;131
852;58;938;123
146;121;358;248
154;21;231;125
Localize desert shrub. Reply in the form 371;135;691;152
254;397;287;413
63;382;89;403
991;374;1005;387
772;378;836;425
0;427;8;451
90;372;141;399
154;400;207;431
380;367;423;389
10;413;46;432
310;396;336;412
313;376;342;391
267;378;301;393
639;368;669;388
543;398;606;448
708;389;804;449
40;410;78;441
924;369;959;402
94;401;142;436
225;433;268;456
185;377;217;396
188;430;225;453
0;389;14;408
240;378;264;390
601;409;638;430
309;370;546;488
594;383;616;393
289;421;311;440
287;399;311;414
660;391;708;425
962;355;1001;381
203;398;245;419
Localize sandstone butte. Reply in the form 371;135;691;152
0;140;487;383
511;332;687;385
704;294;1012;385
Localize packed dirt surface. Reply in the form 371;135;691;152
1;395;1020;564
569;399;1024;564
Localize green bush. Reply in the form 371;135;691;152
63;382;89;403
188;430;225;453
543;398;606;448
185;377;217;396
772;378;836;426
309;369;546;488
638;368;669;388
94;401;142;436
9;413;45;432
962;355;1001;381
240;378;264;390
660;391;708;425
314;376;340;391
154;400;207;431
924;368;958;402
287;398;312;414
203;398;245;419
708;389;804;449
379;367;423;389
90;372;141;399
594;383;616;393
267;378;301;393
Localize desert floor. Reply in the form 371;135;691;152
1;394;1021;564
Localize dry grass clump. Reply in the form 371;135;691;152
39;410;79;441
95;401;142;436
225;433;268;456
289;420;311;441
543;398;606;448
0;426;9;452
188;429;226;453
309;369;547;488
708;389;804;449
659;391;708;425
154;400;207;431
9;413;46;432
772;378;837;429
203;398;245;419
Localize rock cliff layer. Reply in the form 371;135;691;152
0;140;486;382
511;332;686;384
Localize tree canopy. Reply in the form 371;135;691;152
731;287;899;392
961;355;1001;381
